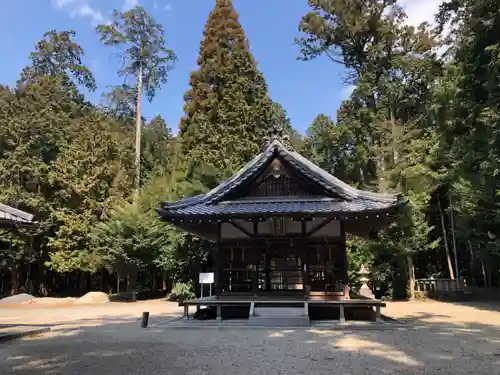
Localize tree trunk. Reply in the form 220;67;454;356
79;272;87;295
390;107;398;164
127;267;138;301
100;268;105;291
467;240;476;286
134;63;143;199
11;263;19;295
480;258;488;288
437;194;454;279
448;192;459;282
486;260;492;289
407;255;415;299
24;261;32;294
152;269;157;290
37;240;49;297
162;272;167;291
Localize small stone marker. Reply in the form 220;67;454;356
141;312;149;328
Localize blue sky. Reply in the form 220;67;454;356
0;0;442;134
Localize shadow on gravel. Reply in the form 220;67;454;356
1;310;500;374
445;300;500;313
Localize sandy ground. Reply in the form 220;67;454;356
0;299;184;327
385;299;500;326
1;300;500;375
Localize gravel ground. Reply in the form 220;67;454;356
1;300;500;375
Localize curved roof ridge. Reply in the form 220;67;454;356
278;143;399;203
204;147;270;201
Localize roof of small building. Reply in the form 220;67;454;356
158;126;403;221
0;202;34;228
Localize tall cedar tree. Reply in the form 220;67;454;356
297;0;442;297
178;0;274;178
434;0;500;286
97;6;177;197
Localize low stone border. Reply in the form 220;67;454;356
150;317;409;330
0;325;51;342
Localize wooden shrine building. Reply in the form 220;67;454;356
157;126;404;322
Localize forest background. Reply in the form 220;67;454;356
1;0;498;300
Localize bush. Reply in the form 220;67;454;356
171;282;195;302
414;291;427;300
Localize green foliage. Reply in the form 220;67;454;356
142;115;174;177
431;0;500;286
96;6;177;102
171;281;195;302
178;0;276;178
91;202;156;273
4;0;500;298
19;30;96;92
299;0;445;296
97;5;177;195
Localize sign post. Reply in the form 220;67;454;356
198;272;214;311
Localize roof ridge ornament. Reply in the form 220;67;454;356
261;124;294;152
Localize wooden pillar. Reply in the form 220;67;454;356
339;303;346;323
340;220;348;285
252;221;259;295
375;305;382;323
265;244;270;292
215;222;223;298
301;220;309;296
216;304;222;321
252;263;259;295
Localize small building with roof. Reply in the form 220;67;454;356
0;203;34;231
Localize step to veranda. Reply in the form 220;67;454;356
249;307;309;327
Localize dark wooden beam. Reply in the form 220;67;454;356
306;217;335;237
220;237;344;246
253;221;258;236
229;221;255;238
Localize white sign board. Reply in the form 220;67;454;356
199;272;214;284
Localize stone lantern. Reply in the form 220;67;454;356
358;264;374;299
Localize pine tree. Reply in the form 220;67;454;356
143;114;174;176
97;6;177;197
297;0;443;297
435;0;500;286
178;0;273;178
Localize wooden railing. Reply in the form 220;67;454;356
415;278;466;293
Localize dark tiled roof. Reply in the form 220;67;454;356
0;203;34;225
160;198;399;218
158;140;403;220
